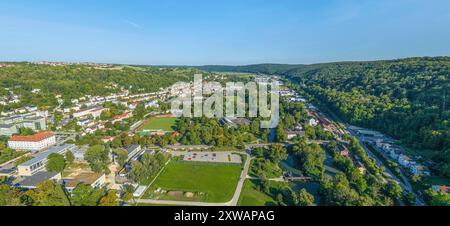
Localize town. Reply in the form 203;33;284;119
1;66;448;207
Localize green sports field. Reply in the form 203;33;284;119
141;117;177;132
144;162;242;203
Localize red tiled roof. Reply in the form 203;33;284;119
114;112;128;120
9;131;55;142
438;186;450;194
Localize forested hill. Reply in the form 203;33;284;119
0;63;198;110
201;57;450;177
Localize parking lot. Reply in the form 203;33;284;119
170;151;242;164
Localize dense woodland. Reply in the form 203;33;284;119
200;57;450;178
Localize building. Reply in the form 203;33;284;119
0;111;48;136
221;117;251;128
125;145;142;162
410;164;430;177
398;154;412;167
15;172;61;189
17;144;76;176
357;162;367;174
340;148;350;158
133;185;148;197
8;131;56;152
112;112;131;123
64;173;106;192
308;118;319;127
73;106;105;119
145;100;159;109
432;185;450;194
0;123;18;136
286;130;305;140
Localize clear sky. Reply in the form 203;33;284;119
1;0;450;65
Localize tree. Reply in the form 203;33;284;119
382;181;403;204
292;142;326;179
267;144;288;163
27;180;70;206
297;189;315;206
85;145;111;173
114;149;128;167
122;184;135;202
65;151;75;165
71;184;104;206
275;125;287;142
46;153;66;173
99;190;119;206
0;184;23;206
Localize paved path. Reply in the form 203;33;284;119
228;150;252;206
246;176;286;182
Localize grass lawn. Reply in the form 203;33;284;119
141;117;177;132
144;162;242;203
238;180;278;206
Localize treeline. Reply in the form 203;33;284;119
0;181;119;206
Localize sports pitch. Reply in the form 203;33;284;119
144;162;242;203
141;117;177;132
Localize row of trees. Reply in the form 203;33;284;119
0;181;118;206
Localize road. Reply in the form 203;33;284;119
346;126;425;205
136;150;252;206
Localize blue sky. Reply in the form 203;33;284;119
1;0;450;65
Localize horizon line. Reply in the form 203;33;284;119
1;55;450;68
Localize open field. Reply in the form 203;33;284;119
143;162;242;203
141;117;177;132
238;180;278;206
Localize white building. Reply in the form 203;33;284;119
8;131;56;152
309;118;319;127
17;144;76;176
73;107;105;119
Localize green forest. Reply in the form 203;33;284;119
199;57;450;178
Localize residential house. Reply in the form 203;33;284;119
308;118;319;127
73;106;105;119
398;154;413;167
286;130;305;140
432;185;450;195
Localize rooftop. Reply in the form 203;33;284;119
65;173;104;188
16;171;60;188
125;144;140;154
19;144;75;167
9;131;54;142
